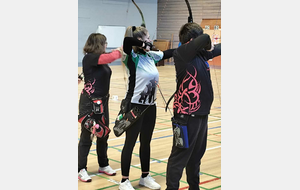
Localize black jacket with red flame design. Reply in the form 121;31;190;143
173;34;221;115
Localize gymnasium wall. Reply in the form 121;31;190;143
157;0;221;48
78;0;158;66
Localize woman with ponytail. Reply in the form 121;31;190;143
118;26;175;190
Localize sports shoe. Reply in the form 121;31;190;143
119;179;134;190
99;165;116;176
78;168;92;182
139;174;161;189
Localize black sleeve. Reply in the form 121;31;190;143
175;34;211;63
162;48;176;60
212;43;221;58
200;43;221;60
123;37;142;100
193;34;212;52
123;37;144;55
125;58;136;100
82;53;100;67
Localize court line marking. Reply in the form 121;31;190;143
179;177;221;190
86;145;221;179
79;124;221;186
89;125;221;151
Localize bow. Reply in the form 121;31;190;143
164;0;194;113
121;1;147;90
132;0;146;27
185;0;221;106
185;0;193;23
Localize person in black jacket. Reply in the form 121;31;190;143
166;22;221;190
78;33;122;182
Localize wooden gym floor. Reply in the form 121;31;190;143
78;63;221;190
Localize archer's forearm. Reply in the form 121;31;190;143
98;50;122;65
177;34;211;63
123;37;143;55
162;48;176;60
212;43;221;57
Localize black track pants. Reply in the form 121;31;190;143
78;93;110;172
166;115;208;190
121;103;156;176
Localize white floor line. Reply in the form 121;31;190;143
207;120;221;124
206;145;221;150
153;128;172;134
107;136;125;141
209;115;221;119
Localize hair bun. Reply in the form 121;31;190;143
132;26;136;32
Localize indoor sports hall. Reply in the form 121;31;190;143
78;0;220;189
3;0;299;190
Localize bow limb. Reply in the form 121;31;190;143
132;0;146;27
184;0;193;23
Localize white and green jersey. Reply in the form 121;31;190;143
122;50;163;105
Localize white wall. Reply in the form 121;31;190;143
78;0;158;66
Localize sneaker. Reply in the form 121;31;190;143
119;179;134;190
99;165;116;176
78;168;92;182
139;174;161;189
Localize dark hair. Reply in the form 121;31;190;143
83;33;107;54
179;23;203;44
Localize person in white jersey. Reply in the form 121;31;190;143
118;26;175;190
